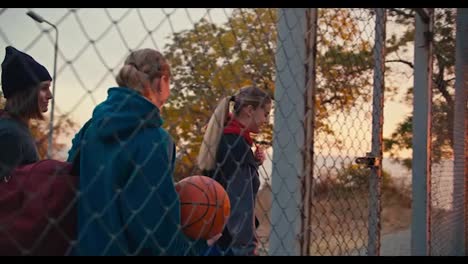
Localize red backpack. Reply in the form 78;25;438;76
0;159;78;255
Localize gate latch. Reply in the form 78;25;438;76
355;152;380;168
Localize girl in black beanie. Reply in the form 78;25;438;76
0;46;53;180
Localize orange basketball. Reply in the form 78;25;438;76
175;175;230;240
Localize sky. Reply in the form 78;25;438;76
0;8;413;159
0;8;234;126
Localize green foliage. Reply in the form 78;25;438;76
336;163;393;190
383;8;457;167
163;10;279;179
162;8;457;179
163;9;379;179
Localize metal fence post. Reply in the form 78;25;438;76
368;8;386;257
454;8;468;256
269;8;307;256
301;8;318;256
411;8;434;256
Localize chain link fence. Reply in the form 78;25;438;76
429;8;467;256
309;8;375;256
0;8;466;256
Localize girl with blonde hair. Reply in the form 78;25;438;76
68;48;216;256
198;85;272;256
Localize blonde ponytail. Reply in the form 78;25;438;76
197;96;232;171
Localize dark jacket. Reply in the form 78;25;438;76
67;87;207;256
0;110;39;180
205;133;260;256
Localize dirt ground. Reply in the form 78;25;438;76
254;184;413;255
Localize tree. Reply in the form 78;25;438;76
163;9;382;180
29;117;77;159
163;9;277;179
162;8;456;179
383;8;457;168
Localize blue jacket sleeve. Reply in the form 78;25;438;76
118;130;208;255
67;119;92;163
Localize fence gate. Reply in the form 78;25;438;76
270;8;386;256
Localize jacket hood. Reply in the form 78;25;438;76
92;87;163;141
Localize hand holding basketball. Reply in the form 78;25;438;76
206;233;222;246
175;176;230;241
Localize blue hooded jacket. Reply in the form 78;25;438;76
67;87;207;255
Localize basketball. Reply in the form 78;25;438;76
175;175;230;240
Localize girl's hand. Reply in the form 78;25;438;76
207;233;222;246
254;146;266;165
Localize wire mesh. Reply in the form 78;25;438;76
429;8;465;256
0;8;465;256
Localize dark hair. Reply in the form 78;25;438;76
5;84;43;120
